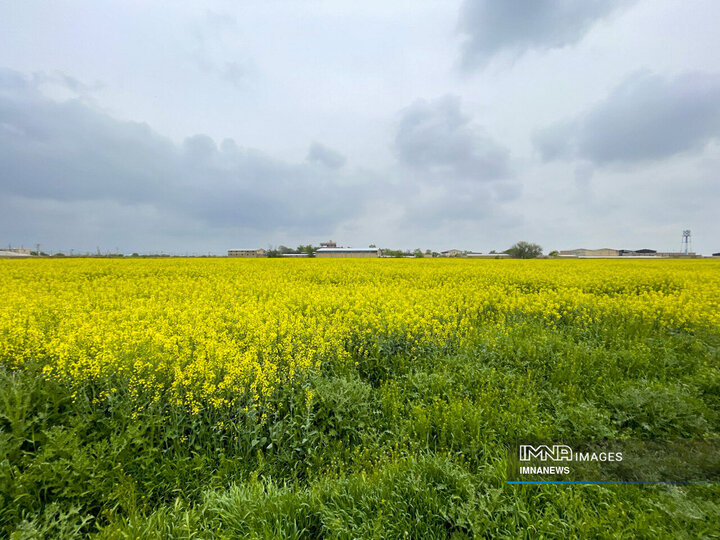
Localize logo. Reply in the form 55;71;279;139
519;444;573;462
509;440;719;484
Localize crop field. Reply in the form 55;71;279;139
1;258;719;538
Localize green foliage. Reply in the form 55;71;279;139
1;315;719;537
381;248;406;258
505;241;543;259
267;244;317;257
296;244;316;257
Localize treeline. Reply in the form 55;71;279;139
266;245;317;257
381;249;437;258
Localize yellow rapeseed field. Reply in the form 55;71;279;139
1;258;718;414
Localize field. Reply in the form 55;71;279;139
1;258;719;538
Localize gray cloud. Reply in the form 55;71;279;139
0;69;371;238
535;71;720;165
307;142;347;169
390;95;522;232
458;0;636;69
0;68;527;252
394;95;510;182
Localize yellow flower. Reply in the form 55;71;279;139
1;257;717;414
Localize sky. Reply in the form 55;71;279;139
1;0;719;255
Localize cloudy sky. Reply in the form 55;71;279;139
1;0;719;255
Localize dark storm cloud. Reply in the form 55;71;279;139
307;142;347;169
0;69;370;234
458;0;636;69
534;71;720;165
394;95;510;182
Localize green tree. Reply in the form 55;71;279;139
505;241;543;259
381;248;404;258
296;244;316;257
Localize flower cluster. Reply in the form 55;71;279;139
1;258;717;413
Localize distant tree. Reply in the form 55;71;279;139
549;250;559;257
266;246;281;258
413;248;424;258
369;244;376;248
505;241;543;259
131;253;140;257
381;248;404;258
296;244;316;257
278;245;294;255
489;250;497;254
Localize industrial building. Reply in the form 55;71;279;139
441;249;463;257
620;249;656;256
560;248;619;257
316;247;379;258
619;249;700;258
0;250;30;258
559;232;701;258
558;248;700;258
465;252;510;258
228;248;266;258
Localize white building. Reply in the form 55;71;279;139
316;247;379;258
0;250;31;258
465;252;510;258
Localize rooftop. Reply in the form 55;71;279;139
316;247;378;253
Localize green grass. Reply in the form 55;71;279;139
1;316;719;538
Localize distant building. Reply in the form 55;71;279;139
656;251;699;258
619;249;699;258
713;253;720;258
441;249;463;257
465;252;510;258
560;248;619;257
316;247;379;258
319;240;337;248
228;248;266;258
0;250;31;258
4;248;31;255
555;248;704;259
